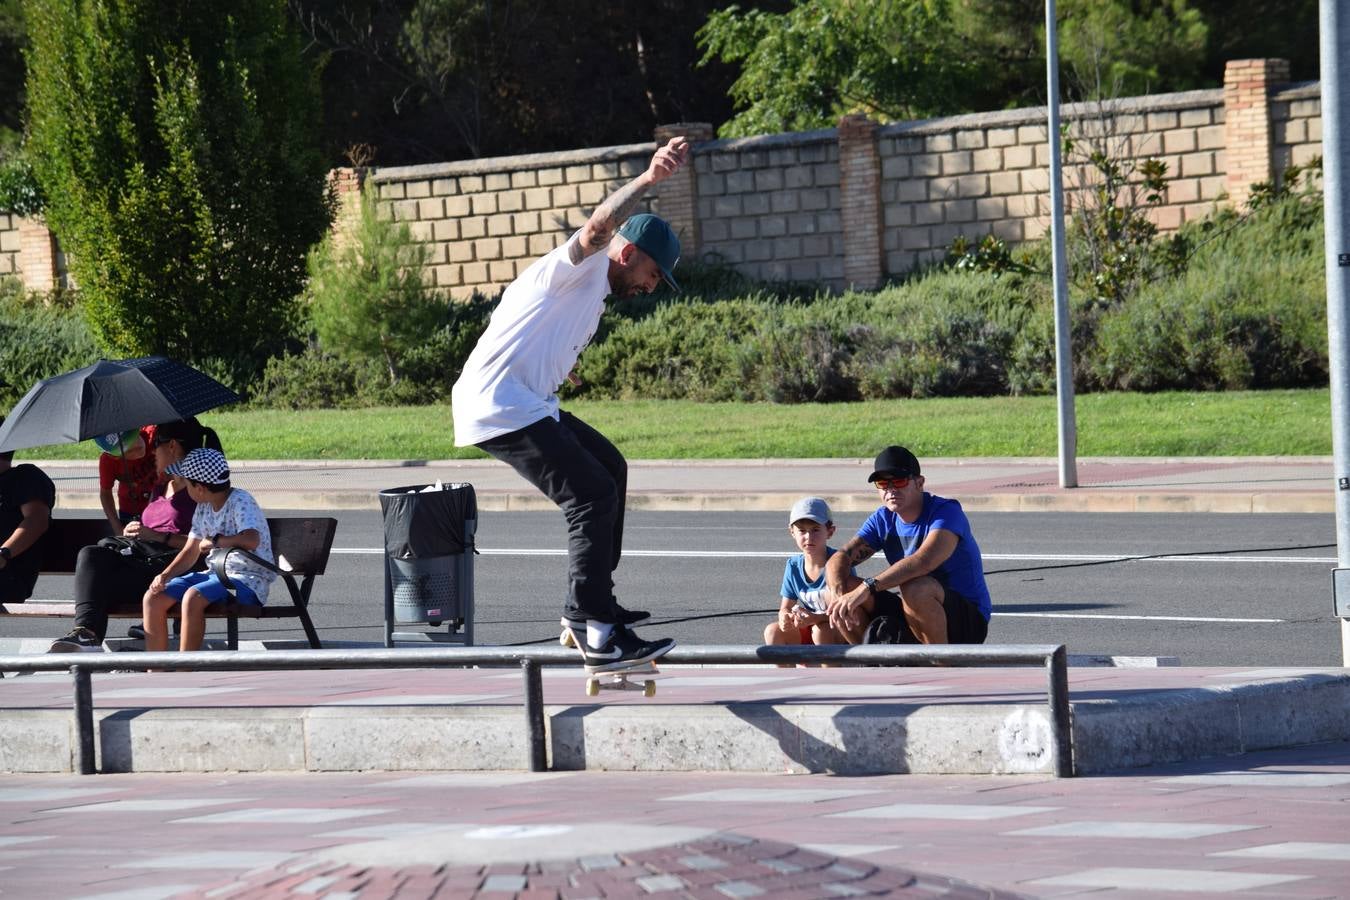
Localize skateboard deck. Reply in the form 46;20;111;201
561;618;666;697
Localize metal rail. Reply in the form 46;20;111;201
0;643;1073;777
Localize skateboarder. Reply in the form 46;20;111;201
825;446;991;644
451;136;690;672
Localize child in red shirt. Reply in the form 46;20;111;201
96;427;158;532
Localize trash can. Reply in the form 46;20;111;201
378;482;476;646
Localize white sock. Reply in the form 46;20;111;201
586;622;614;648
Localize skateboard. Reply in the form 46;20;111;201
561;618;665;697
585;660;661;697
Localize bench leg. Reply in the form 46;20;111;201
297;606;322;649
227;616;238;651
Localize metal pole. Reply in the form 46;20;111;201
1323;0;1350;665
72;665;95;775
1046;645;1074;776
1046;0;1078;488
522;659;547;772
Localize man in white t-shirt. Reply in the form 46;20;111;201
452;136;689;672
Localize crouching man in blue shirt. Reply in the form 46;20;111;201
825;445;991;644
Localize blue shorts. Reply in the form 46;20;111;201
163;571;260;606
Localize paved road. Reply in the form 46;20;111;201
5;509;1340;666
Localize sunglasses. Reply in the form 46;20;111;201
872;476;912;492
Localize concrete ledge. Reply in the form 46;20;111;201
4;669;1347;776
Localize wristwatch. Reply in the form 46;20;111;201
863;576;877;592
0;546;11;561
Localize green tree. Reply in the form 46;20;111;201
698;0;976;137
700;0;1209;137
0;0;25;156
23;0;331;387
304;183;445;384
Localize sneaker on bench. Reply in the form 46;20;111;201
48;627;103;653
126;624;147;640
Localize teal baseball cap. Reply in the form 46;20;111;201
94;429;142;454
618;213;681;290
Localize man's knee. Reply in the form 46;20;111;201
898;576;945;611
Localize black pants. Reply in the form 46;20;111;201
72;545;166;640
477;411;626;622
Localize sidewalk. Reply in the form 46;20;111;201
35;455;1335;513
1;740;1347;898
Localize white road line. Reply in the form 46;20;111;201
332;548;1335;564
994;612;1284;624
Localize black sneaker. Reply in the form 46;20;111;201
48;627;103;653
562;601;651;630
127;624;147;640
580;625;675;673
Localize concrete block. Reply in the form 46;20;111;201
513;211;540;233
462;262;488;283
760;216;787;238
448;240;475;263
592;161;621;180
433;264;460;286
442;196;471;217
911;155;941;177
1071;688;1242;774
0;712;72;773
497;191;523;213
522;187;552;210
501;236;528;257
972;148;1003;172
536;168;564;187
754;169;784;191
814;162;840;187
1180;152;1215;178
1002;145;1034;169
713;196;742;217
770;192;800;214
882;156;910;179
458;175;484;192
509;171;537;189
470;194;497;216
926;133;954;152
987;127;1018;147
307;707;526;771
975;197;1006;220
725;170;754;194
1179;107;1213;127
941;151;973;175
989;171;1022;196
955;130;986;150
550;184;579;208
474;238;502;260
486;214;513;237
98;709;306;773
529;233;559;256
702;219;729;242
489;259;516;282
800;189;830;211
578;181;606;206
730;218;758;240
1229;673;1350;750
459;217;486;239
408;220;434;242
391;199;419;221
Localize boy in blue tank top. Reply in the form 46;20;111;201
764;497;854;660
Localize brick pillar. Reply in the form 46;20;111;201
838;114;883;290
653;122;713;261
327;166;369;249
17;217;59;292
1224;58;1290;208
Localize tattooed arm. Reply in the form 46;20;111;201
569;135;690;264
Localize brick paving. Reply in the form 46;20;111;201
1;741;1347;898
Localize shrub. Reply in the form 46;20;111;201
0;279;97;407
305;183;447;384
253;350;378;410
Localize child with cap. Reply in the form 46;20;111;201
763;496;854;663
141;448;276;652
95;427;158;533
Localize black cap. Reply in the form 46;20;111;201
868;445;921;482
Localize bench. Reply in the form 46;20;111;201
0;517;338;650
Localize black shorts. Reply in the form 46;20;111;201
872;585;988;644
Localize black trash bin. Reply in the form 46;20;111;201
378;482;476;646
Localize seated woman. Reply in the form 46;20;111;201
48;417;221;652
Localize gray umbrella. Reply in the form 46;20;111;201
0;356;241;452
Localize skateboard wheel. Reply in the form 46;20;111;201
560;630;575;648
643;680;656;697
585;678;600;697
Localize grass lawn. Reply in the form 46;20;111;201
19;388;1331;460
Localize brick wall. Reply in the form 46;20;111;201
0;60;1325;298
1273;82;1323;183
369;144;656;296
